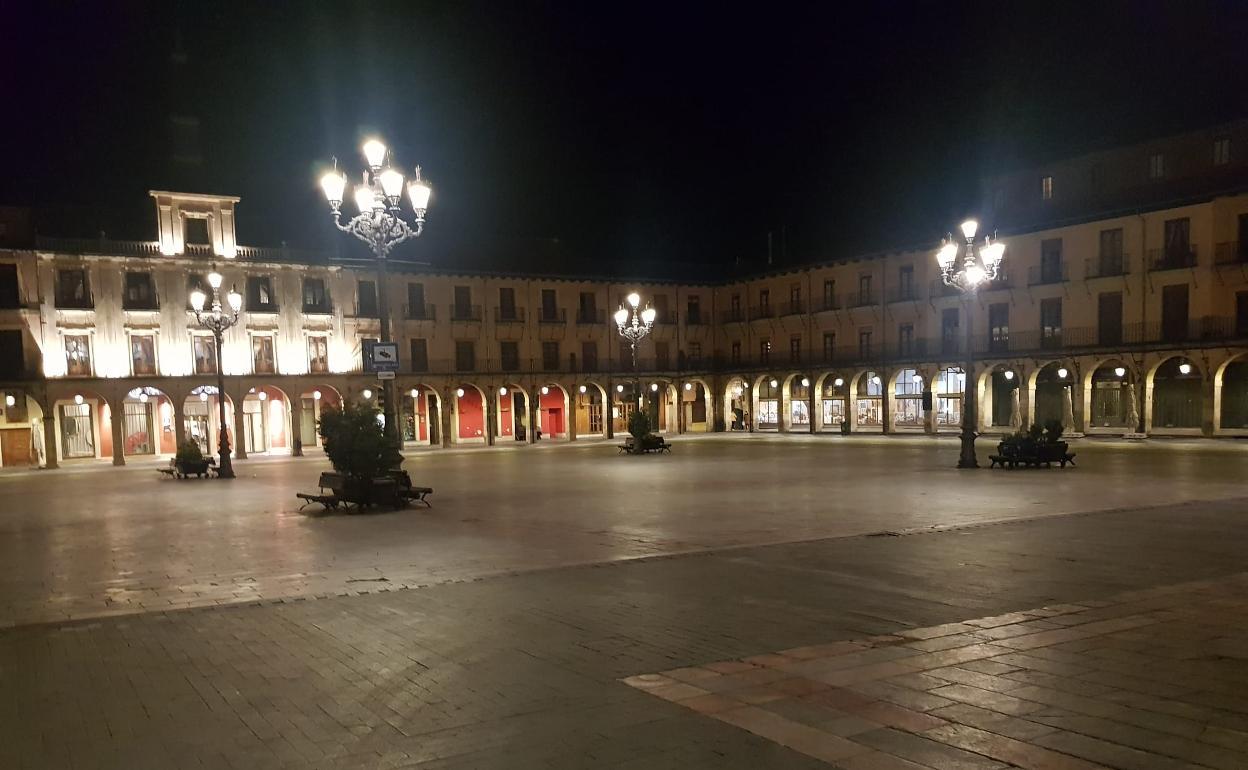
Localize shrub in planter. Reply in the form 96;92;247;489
176;440;204;464
317;401;403;487
628;410;651;443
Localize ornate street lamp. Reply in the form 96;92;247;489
936;219;1005;469
614;292;656;410
320;138;432;432
190;270;243;478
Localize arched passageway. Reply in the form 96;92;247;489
300;386;342;449
893;369;923;429
183;386;235;458
724;377;750;430
1088;361;1137;431
755;377;781;431
820;375;847;431
987;367;1022;429
1151;357;1202;430
1220;356;1248;430
574;383;609;438
933;367;964;431
241;385;291;455
453;384;487;443
1033;363;1072;428
855;371;884;429
122;387;176;457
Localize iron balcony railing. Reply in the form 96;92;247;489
451;304;482;322
750;304;774;320
1147;246;1198;271
720;308;747;324
846;290;875;308
537;307;566;324
576;308;606;325
403;303;435;320
1085;255;1130;279
778;300;805;316
494;306;526;323
1028;262;1069;286
885;286;920;304
813;296;841;312
1215;242;1248;265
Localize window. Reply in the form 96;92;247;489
1237;291;1248;336
858;328;872;358
789;284;802;313
410;339;428;372
578;292;598;323
759;338;770;364
453;286;472;319
185;217;210;245
0;264;18;308
789;336;801;364
652;293;669;321
1040;239;1063;283
1163;218;1192;266
758;289;770;316
1161;284;1189;343
307;336;328;374
581;341;598;372
64;334;92;376
495;341;517;371
1098;229;1124;276
897;266;914;300
357;280;378;317
499;287;517;320
685;295;701;324
989;303;1009;352
687;341;701;362
0;330;22;377
858;274;872;304
897;324;913;357
130;334;156;375
1041;175;1054;200
244;276;275;312
823;279;836;310
251;335;275;374
941;308;960;354
1214;137;1231;166
56;268;91;308
655;341;670;369
1098;292;1123;346
193;335;218;374
407;283;427;319
1149;152;1165;180
455;340;475;371
731;341;741;364
123;272;157;310
1040;298;1062;348
542;341;559;371
823;333;835;363
302;278;329;313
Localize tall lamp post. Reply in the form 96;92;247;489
320;139;432;431
936;219;1005;469
190;271;242;478
614;292;656;413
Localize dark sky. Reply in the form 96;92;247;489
3;1;1247;275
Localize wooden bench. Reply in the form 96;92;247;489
296;472;346;510
619;437;672;454
297;471;433;510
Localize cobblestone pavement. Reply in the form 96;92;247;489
3;497;1248;769
626;575;1248;769
1;435;1247;625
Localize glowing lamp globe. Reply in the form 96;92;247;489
834;378;844;387
937;241;958;269
1114;366;1126;377
407;177;432;211
769;379;778;388
579;385;587;393
455;388;465;398
258;391;267;401
649;383;658;392
960;219;979;240
613;307;629;326
362;139;387;169
627;292;640;308
4;394;14;407
362;389;373;399
541;386;549;395
207;272;223;290
1057;368;1068;379
313;390;321;400
379;168;404;199
320;171;346;204
1004;371;1014;380
190;289;207;312
1179;362;1192;375
641;306;656;325
74;394;84;405
684;382;692;391
616;384;624;393
499;387;508;396
801;378;810;387
981;241;1005;267
965;264;987;286
354;185;376;214
226;288;242;313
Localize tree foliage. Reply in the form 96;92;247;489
628;410;651;441
317;401;403;480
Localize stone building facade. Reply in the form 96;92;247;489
1;127;1247;468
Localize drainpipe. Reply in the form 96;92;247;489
1137;211;1148;434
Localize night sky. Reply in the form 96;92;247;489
3;1;1247;275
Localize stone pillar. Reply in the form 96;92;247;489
710;378;725;432
1202;374;1216;437
527;392;538;444
440;389;453;448
567;389;578;441
604;384;615;440
109;401;125;466
291;397;305;456
42;412;58;469
173;398;187;451
808;383;817;434
485;392;496;446
880;371;892;435
778;384;790;433
232;390;248;460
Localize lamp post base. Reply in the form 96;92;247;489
957;429;979;469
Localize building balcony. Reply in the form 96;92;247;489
654;311;677;325
750;305;774;320
719;309;747;324
451;304;482;322
813;296;841;312
494;307;526;324
1147;247;1198;271
1028;263;1069;286
1085;255;1130;279
55;295;95;310
846;291;875;308
576;308;605;325
885;286;920;304
684;311;706;326
538;308;566;324
404;303;435;320
778;301;805;316
1215;242;1248;265
122;299;161;311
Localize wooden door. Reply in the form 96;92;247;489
1;428;32;466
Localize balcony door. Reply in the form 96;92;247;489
1098;292;1123;346
1161;284;1189;343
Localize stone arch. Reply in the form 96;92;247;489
536;383;571;439
754;375;782;431
891;368;924;431
121;385;178;458
1085;358;1139;435
932;366;967;432
452;383;489;444
45;385;114;464
678;377;713;433
574;381;610;438
1028;361;1075;431
983;364;1024;431
640;379;679;434
781;372;814;432
723;376;750;431
852;370;884;431
816;372;849;431
1215;352;1248;434
182;385;236;461
297;384;344;449
240;383;293;455
397;383;440;446
496;382;531;443
1147;356;1203;434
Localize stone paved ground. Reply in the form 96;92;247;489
1;435;1246;626
3;492;1248;769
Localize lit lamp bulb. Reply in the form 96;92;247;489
362;139;387;169
936;241;958;270
613;307;629;326
199;392;208;402
1057;368;1068;379
1114;366;1126;378
320;171;346;205
641;306;656;325
981;241;1005;269
627;292;640;308
541;386;549;395
499;387;508;396
362;389;373;399
207;272;223;290
650;383;658;392
4;394;14;407
74;394;84;405
1003;370;1015;381
616;384;624;393
801;378;810;387
965;264;986;286
407;170;432;212
834;378;844;387
960;219;979;240
190;289;206;312
379;168;404;200
769;379;778;388
313;390;322;400
354;185;375;214
455;388;465;398
684;382;692;391
258;391;267;401
1178;362;1192;375
226;287;242;313
872;376;881;385
579;385;587;394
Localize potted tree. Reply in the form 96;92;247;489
316;401;405;506
174;439;212;478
